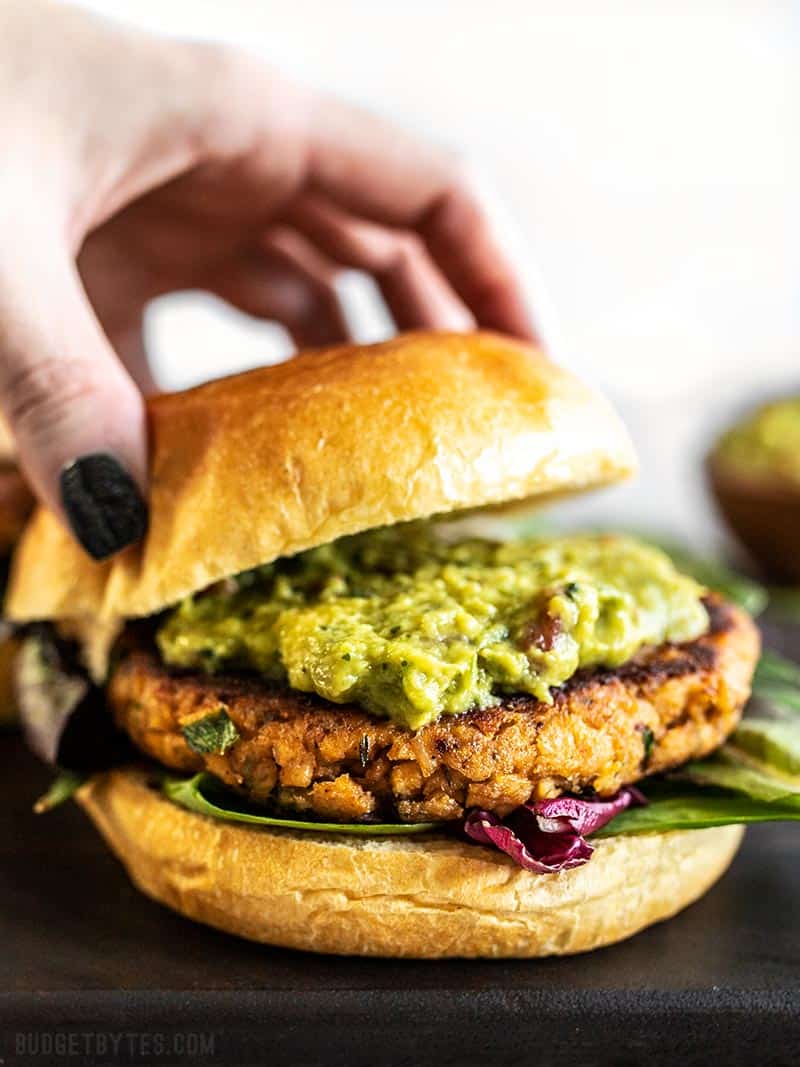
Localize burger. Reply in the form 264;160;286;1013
0;421;34;725
7;332;796;959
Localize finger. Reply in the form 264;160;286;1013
0;247;148;560
209;229;349;348
78;237;159;395
283;195;475;332
304;97;537;339
113;323;159;396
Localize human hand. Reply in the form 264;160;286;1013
0;1;536;559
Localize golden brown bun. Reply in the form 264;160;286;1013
708;456;800;582
6;332;636;626
77;766;742;958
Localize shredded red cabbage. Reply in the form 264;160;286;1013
463;787;646;874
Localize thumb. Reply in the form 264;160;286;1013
0;247;148;560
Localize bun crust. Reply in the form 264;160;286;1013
6;332;635;625
77;766;742;958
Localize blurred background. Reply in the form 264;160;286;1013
77;1;797;547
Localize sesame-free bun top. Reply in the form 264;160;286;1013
6;331;636;624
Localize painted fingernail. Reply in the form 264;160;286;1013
59;453;148;560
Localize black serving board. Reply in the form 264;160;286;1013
1;618;799;1067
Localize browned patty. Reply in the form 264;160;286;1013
108;595;759;823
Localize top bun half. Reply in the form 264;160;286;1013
5;331;636;624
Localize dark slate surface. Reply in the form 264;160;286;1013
2;620;799;1066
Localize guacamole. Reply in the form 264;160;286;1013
715;397;800;484
157;525;709;730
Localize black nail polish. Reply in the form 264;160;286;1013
59;453;148;560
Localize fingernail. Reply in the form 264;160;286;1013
59;453;148;560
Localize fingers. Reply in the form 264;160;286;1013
0;248;148;559
283;196;475;332
111;324;159;397
209;228;350;348
418;181;538;339
77;235;159;395
303;95;538;340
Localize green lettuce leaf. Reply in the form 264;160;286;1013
733;720;800;776
163;773;437;835
754;650;800;693
181;709;239;755
34;769;86;813
593;787;800;837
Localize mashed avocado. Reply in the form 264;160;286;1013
715;397;800;484
157;526;708;730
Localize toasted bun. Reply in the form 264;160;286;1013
77;766;741;958
6;332;635;626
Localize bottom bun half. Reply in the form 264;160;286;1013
77;767;743;959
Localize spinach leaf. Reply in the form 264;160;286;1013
749;650;800;719
680;749;800;803
181;709;239;755
754;650;800;691
733;720;800;776
163;773;438;835
593;787;800;837
34;769;86;813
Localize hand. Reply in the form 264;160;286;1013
0;1;536;560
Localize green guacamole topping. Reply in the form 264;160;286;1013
156;526;709;730
715;396;800;484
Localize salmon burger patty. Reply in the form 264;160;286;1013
108;595;759;823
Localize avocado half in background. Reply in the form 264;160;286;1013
0;422;34;726
7;331;798;960
708;396;800;583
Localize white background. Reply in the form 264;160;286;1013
76;1;797;546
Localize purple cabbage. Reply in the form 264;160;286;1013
463;787;646;874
